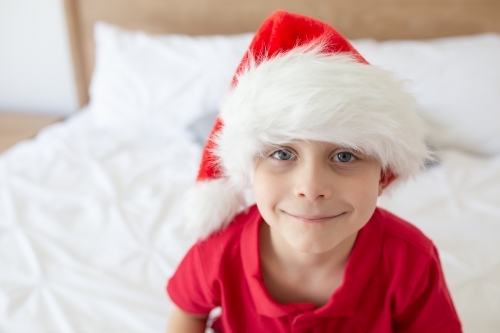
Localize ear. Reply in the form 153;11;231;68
378;170;397;196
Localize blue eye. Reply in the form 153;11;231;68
272;149;295;161
335;152;356;163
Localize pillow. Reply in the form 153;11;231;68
351;34;500;156
89;22;253;136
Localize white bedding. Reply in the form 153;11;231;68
1;108;499;332
0;110;201;332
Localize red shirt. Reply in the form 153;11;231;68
167;205;462;332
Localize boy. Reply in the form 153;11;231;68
166;10;462;332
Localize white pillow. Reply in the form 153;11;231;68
352;34;500;156
89;22;253;135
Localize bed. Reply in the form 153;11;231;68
1;0;499;332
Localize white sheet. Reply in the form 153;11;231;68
0;109;201;332
1;109;499;332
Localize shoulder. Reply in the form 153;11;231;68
167;205;261;314
372;210;461;330
193;205;260;262
373;207;444;292
374;207;434;255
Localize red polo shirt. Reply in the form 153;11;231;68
167;205;462;332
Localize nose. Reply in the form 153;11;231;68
293;160;333;201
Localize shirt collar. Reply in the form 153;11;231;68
240;205;385;318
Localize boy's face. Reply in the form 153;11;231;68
253;140;394;254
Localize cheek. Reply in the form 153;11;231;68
252;167;269;203
252;179;278;228
252;167;287;211
347;171;381;211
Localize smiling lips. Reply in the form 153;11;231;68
284;211;344;223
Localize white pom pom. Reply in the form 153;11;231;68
183;178;247;240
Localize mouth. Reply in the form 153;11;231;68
283;211;345;224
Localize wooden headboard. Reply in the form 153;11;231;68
63;0;500;108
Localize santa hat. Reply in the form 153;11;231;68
184;10;431;239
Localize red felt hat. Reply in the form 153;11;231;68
184;10;430;239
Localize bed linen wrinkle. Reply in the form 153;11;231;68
0;180;18;227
